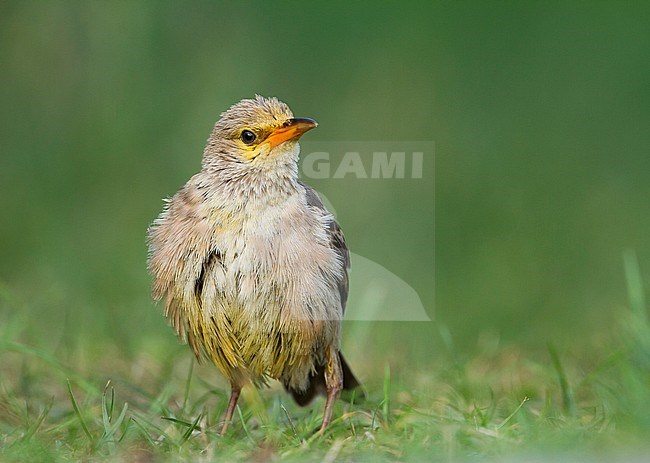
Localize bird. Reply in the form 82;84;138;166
147;95;361;434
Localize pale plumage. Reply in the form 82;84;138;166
147;95;360;433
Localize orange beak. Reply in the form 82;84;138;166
265;117;318;150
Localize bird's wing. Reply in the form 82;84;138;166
300;182;350;313
148;181;229;361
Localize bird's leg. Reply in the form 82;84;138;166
220;383;241;435
320;347;343;431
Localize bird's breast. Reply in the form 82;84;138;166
206;196;343;325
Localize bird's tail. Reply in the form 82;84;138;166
286;352;363;406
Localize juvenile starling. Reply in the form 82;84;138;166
147;95;361;434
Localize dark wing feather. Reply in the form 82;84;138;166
300;182;351;314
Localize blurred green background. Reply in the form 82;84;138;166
1;1;649;372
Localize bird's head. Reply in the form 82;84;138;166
204;95;317;167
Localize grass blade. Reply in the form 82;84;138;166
161;416;200;430
237;405;254;442
109;403;129;438
20;397;54;442
623;249;648;322
66;379;94;445
548;344;576;417
101;381;113;435
382;363;391;423
132;413;180;448
182;358;194;414
180;412;203;444
130;417;158;448
496;396;529;430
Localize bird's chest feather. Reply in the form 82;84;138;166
204;197;343;325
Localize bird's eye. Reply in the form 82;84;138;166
240;129;257;145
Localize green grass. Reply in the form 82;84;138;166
0;254;648;461
1;301;649;462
